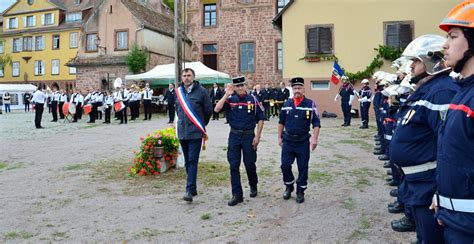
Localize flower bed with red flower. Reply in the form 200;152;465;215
129;127;179;176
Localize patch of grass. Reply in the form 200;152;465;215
360;215;371;229
258;166;274;179
201;213;211;220
223;220;244;227
52;231;68;240
63;163;90;171
341;197;355;210
0;163;7;170
198;161;229;187
6;162;26;171
308;170;333;185
134;228;176;239
350;167;379;191
4;231;35;240
346;229;368;241
337;139;373;151
333;154;351;161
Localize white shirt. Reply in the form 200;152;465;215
32;90;47;104
52;91;60;102
59;93;68;102
286;86;294;99
77;94;84;104
142;88;153;100
105;96;114;105
96;93;104;103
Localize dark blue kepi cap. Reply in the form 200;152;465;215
232;76;246;85
290;77;304;87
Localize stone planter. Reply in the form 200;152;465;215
153;146;164;158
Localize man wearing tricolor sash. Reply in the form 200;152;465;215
175;68;213;203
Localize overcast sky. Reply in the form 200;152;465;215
1;0;16;13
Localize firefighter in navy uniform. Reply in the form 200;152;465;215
214;76;265;206
334;76;355;126
433;3;474;243
278;77;321;204
357;79;372;129
262;84;271;120
390;35;459;244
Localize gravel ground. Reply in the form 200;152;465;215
0;110;413;243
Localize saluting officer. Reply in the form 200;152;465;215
390;35;459;244
334;76;355;126
215;77;265;206
433;3;474;242
278;77;321;204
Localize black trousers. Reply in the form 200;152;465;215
76;103;83;120
263;102;270;120
341;102;352;125
89;103;97;122
360;102;371;126
167;104;175;123
96;102;103;120
105;107;111;123
34;103;44;128
25;102;30;112
143;100;152;120
51;101;58;121
212;102;219;120
121;102;128;124
58;102;65;119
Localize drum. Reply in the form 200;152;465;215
68;102;76;115
114;102;125;112
83;104;92;115
62;102;69;116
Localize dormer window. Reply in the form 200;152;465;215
66;12;82;23
74;0;81;5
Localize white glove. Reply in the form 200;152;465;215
348;101;352;106
358;98;363;102
334;96;338;102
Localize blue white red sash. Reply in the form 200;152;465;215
176;86;208;149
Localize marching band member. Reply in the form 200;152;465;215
58;89;68;120
142;83;153;121
51;87;60;122
96;89;104;121
103;91;114;124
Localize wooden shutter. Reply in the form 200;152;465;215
41;15;45;25
307;27;319;54
399;24;413;50
23;17;27;27
32;16;36;26
35;61;39;75
51;13;55;24
319;27;332;54
6;18;10;29
386;23;399;48
41;61;45;75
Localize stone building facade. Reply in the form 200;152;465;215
186;0;285;86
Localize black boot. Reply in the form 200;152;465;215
391;216;416;232
387;169;392;175
250;186;257;198
387;179;399;187
373;149;384;155
228;195;243;206
296;192;305;204
378;154;390;161
388;201;404;213
383;162;391;168
182;192;193;202
283;185;294;200
389;188;398;197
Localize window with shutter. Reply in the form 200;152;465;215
384;21;413;50
52;59;60;75
86;34;98;52
115;31;128;50
35;36;45;50
306;25;333;54
52;34;60;49
12;62;20;77
70;32;78;48
0;41;4;54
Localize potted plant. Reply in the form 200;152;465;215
129;127;180;176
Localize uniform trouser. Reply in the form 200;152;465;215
34;103;44;128
180;139;202;194
96;102;103;120
89;103;97;122
341;102;351;125
129;101;136;119
263;103;270;119
272;103;280;116
212;103;220;120
281;139;310;194
58;102;65;119
360;102;370;126
390;161;402;184
274;102;283;117
412;205;444;243
444;226;474;244
51;101;58;121
105;107;111;123
25;102;30;112
167;104;175;123
121;102;128;123
143;100;152;120
375;111;382;138
227;132;258;197
76;103;83;120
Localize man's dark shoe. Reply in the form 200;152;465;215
227;196;243;206
383;162;391;168
388;201;404;213
296;193;305;204
387;179;399;187
379;155;390;161
283;186;294;200
390;188;398;197
374;146;382;151
387;169;392;175
386;177;393;182
190;191;198;197
341;123;347;126
250;186;257;198
183;192;193;202
387;200;398;208
373;149;384;155
360;125;368;129
375;141;381;146
391;216;416;232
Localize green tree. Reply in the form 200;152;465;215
0;54;12;73
125;43;149;74
163;0;174;11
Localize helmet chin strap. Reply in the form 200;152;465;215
410;72;429;84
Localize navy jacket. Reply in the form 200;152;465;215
164;89;176;105
279;97;321;142
436;75;474;234
176;81;213;140
224;93;265;130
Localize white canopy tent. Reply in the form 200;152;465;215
0;84;37;111
125;62;231;87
